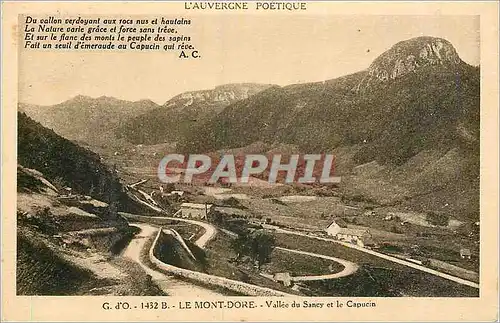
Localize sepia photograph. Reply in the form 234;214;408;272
2;1;499;322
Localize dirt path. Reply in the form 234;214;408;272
124;185;217;248
122;223;224;296
122;189;358;291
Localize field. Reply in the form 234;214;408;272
263;248;344;276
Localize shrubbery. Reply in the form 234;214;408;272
426;212;450;227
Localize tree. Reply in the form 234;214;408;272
250;230;276;270
231;229;276;270
208;210;224;225
165;183;175;192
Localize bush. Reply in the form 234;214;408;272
426;212;450;227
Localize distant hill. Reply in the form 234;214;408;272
17;112;124;204
116;83;274;145
175;37;480;219
19;96;159;148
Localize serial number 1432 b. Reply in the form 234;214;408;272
141;302;169;310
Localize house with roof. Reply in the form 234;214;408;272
325;220;372;247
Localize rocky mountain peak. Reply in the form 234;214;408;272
356;36;463;91
164;83;273;108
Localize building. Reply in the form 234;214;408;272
325;220;342;236
325;220;372;247
460;248;472;260
174;203;214;219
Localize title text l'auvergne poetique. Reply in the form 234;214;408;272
184;2;307;11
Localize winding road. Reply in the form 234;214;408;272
122;222;225;296
169;217;217;248
119;185;378;295
218;227;359;281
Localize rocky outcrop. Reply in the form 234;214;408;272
165;83;273;108
356;36;464;91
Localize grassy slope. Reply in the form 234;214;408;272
263;248;344;276
17;226;165;296
17;229;103;295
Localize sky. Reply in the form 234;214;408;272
19;15;480;106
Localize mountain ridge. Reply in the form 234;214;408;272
116;83;274;144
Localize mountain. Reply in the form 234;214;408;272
116;83;274;145
19;96;159;148
175;37;480;219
